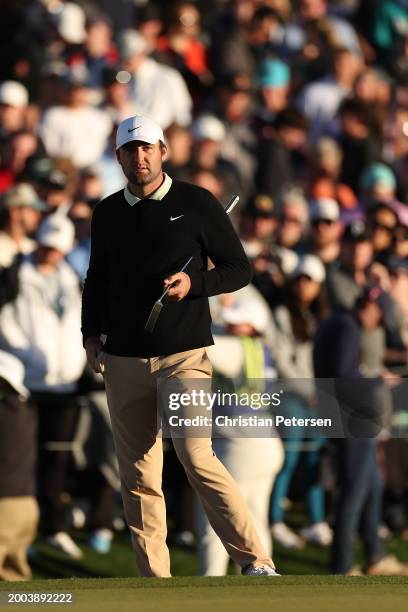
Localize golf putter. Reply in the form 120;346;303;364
144;194;240;333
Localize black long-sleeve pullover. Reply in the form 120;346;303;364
81;180;252;356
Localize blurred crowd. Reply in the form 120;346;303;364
0;0;408;579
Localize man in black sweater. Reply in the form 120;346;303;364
82;115;277;577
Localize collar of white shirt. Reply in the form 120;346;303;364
123;173;173;206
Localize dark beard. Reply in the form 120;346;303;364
129;168;160;186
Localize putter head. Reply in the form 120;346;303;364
145;301;163;333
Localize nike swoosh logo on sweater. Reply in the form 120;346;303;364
170;215;184;221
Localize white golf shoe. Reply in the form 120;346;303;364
300;522;333;547
271;522;305;549
45;531;83;560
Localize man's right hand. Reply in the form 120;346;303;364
85;336;105;374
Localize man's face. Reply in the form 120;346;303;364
300;0;326;20
294;275;321;304
194;139;221;169
262;85;289;114
342;240;373;271
279;126;307;150
0;103;25;132
116;140;167;186
357;301;382;330
312;219;341;248
10;206;41;235
19;206;42;234
36;245;65;268
278;205;305;247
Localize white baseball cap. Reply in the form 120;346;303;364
293;254;326;283
37;214;75;254
4;183;47;212
118;30;148;60
56;2;86;44
310;197;340;222
0;350;29;399
116;115;165;150
0;80;28;108
222;300;270;335
192;115;226;142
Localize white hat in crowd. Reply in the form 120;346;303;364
0;80;28;108
276;246;299;276
37;214;75;255
0;350;29;399
4;183;48;212
55;2;86;44
116;115;165;150
310;197;340;222
293;254;326;284
118;30;148;60
222;300;270;335
192;115;226;142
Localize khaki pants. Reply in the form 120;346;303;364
0;497;39;581
102;347;273;577
196;437;284;576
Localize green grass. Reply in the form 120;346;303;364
0;576;407;612
27;529;408;579
2;531;406;611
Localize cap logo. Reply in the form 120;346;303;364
128;125;141;133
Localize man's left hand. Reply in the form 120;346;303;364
164;272;191;301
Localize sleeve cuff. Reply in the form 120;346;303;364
187;270;206;298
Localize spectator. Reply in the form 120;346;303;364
163;124;193;181
314;288;408;575
119;29;193;129
0;214;86;559
244;194;290;310
255;58;291;133
309;197;342;268
394;221;408;259
101;67;136;124
66;199;93;284
209;4;278;79
257;108;310;204
371;0;408;74
327;220;374;310
0;81;29;142
339;99;382;194
197;290;284;575
36;163;77;217
40;75;112;169
0;183;46;268
66;14;119;89
368;203;399;265
134;3;164;53
156;1;210;96
0;350;38;581
275;188;309;253
270;255;331;549
0;130;44;191
190;114;242;203
298;47;363;142
215;71;257;200
296;0;362;55
309;137;358;210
